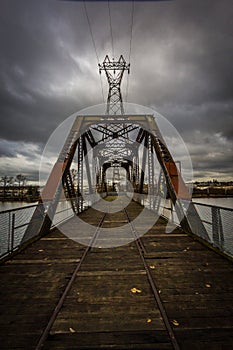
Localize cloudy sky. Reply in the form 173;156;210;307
0;0;232;182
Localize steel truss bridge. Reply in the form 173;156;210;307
22;55;210;244
1;54;232;350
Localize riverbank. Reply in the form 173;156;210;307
192;186;233;197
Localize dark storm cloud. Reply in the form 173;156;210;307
158;101;233;141
130;0;233;105
0;0;232;179
128;0;233;179
0;0;111;143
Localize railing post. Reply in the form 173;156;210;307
171;202;174;223
212;207;224;247
8;211;11;253
11;213;15;252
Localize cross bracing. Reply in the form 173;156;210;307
23;113;209;244
22;54;209;245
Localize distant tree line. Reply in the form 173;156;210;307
194;179;233;186
192;180;233;197
0;175;40;201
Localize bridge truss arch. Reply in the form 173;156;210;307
23;103;209;245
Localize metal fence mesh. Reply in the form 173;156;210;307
0;199;80;259
0;195;101;259
185;202;233;257
194;203;213;238
0;211;11;256
52;200;74;228
131;193;233;258
1;197;232;260
0;204;37;258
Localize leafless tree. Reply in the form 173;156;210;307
0;176;14;200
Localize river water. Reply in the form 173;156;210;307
1;197;233;212
0;201;37;212
193;197;233;209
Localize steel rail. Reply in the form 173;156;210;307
34;212;107;350
124;207;181;350
36;198;180;350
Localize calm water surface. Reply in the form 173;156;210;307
0;197;233;212
0;201;37;212
193;197;233;209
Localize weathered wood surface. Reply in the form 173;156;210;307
0;199;233;349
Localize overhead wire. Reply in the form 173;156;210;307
83;0;134;105
108;0;115;59
126;0;135;104
83;1;105;103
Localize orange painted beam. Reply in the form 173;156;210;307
165;161;191;200
41;161;66;201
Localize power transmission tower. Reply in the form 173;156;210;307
99;55;130;115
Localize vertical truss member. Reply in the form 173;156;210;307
99;55;130;115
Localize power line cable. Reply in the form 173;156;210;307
126;0;134;104
108;0;115;59
128;0;134;65
83;1;99;62
99;74;105;104
83;1;105;103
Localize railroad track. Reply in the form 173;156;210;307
124;208;180;350
35;200;180;350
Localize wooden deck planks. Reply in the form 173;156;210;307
0;199;232;349
0;238;86;349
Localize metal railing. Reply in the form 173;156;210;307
1;195;232;260
51;200;74;228
161;199;233;258
0;200;75;260
192;201;233;257
131;193;233;258
0;203;38;259
0;194;103;260
0;192;111;260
